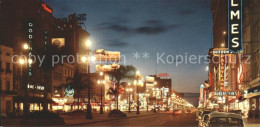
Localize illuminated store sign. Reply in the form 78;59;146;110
28;22;33;77
27;84;45;91
228;0;243;53
42;3;53;14
213;48;233;55
215;91;237;96
65;85;74;97
220;54;225;90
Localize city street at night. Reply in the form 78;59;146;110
1;0;260;126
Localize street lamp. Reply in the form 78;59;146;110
23;43;29;50
21;43;30;114
81;56;87;63
85;40;91;47
84;39;93;119
221;43;225;47
19;58;25;65
126;88;133;112
135;70;142;115
97;78;105;114
136;71;140;75
145;93;150;112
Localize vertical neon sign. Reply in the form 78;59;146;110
28;22;33;77
228;0;243;53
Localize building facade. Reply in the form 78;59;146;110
0;0;91;114
243;0;260;118
0;45;14;115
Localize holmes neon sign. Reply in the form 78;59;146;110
42;3;52;14
228;0;243;53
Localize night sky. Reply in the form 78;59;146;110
42;0;213;93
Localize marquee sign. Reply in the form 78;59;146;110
228;0;243;53
215;91;237;96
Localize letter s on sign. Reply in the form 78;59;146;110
232;38;239;48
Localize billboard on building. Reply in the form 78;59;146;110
96;63;120;72
52;38;65;48
146;76;154;83
95;49;120;62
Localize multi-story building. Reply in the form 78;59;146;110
0;0;91;114
208;0;243;111
243;0;260;118
0;45;14;115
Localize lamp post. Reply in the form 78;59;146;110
126;88;133;112
153;81;157;113
97;79;105;114
21;43;30;114
135;70;142;115
98;71;104;114
145;93;150;112
83;39;93;119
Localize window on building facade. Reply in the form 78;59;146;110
6;81;10;91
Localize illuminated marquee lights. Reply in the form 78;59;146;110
27;84;45;90
214;91;237;96
228;0;243;53
42;3;53;14
28;22;33;77
220;54;225;90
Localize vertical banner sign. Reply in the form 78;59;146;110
228;0;243;53
28;22;33;77
220;54;225;90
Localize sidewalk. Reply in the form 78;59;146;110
62;111;159;126
244;118;260;127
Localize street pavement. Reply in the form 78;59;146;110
79;112;198;126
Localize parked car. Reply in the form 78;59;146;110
172;109;182;115
200;112;244;127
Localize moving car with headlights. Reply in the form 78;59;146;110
200;112;244;127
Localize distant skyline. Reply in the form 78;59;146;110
43;0;213;93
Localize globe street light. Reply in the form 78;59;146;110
19;58;25;65
84;39;93;119
85;40;91;47
23;43;29;50
81;56;87;63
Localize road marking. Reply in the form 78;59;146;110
159;121;166;125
